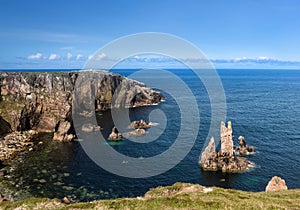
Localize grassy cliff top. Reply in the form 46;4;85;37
1;182;299;209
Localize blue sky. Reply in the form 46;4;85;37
1;0;300;69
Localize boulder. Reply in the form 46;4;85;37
265;176;288;192
108;127;123;141
235;135;254;156
128;128;146;137
130;119;151;129
81;123;101;132
53;120;75;142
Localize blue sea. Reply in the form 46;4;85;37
1;69;300;201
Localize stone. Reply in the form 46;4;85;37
128;128;146;136
81;123;101;132
235;135;254;156
130;119;151;129
108;127;123;141
53;120;75;142
63;196;71;204
265;176;288;192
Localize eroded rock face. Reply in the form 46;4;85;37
0;71;164;141
265;176;288;192
220;121;234;156
199;121;254;173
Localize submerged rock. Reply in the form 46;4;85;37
265;176;288;192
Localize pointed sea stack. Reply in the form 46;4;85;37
199;121;254;173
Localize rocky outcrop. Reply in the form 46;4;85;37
199;137;217;170
199;121;254;173
81;123;101;132
0;71;163;161
0;71;164;142
53;120;75;142
235;136;254;156
127;128;146;137
130;119;151;129
108;127;123;141
265;176;288;192
220;121;234;156
0;130;38;162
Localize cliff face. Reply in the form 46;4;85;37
0;71;163;139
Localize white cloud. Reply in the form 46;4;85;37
67;53;72;60
88;53;106;61
97;53;106;60
49;53;60;60
27;53;43;60
234;57;248;62
76;54;83;60
257;56;270;61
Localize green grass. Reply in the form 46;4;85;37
1;183;300;209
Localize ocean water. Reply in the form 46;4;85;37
1;69;300;201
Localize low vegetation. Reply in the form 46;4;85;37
1;182;299;209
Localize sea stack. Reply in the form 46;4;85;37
199;121;254;173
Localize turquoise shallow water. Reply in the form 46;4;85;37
1;69;300;201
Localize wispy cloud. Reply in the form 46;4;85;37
88;53;107;61
27;53;43;60
48;53;60;60
66;53;72;60
76;54;83;60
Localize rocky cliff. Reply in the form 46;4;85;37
0;71;164;143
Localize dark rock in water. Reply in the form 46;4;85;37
235;136;254;156
109;127;123;141
265;176;288;192
81;123;101;132
53;120;75;142
199;121;254;173
130;119;151;129
127;128;146;137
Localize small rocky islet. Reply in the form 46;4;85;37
199;121;255;173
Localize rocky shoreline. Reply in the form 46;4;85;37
0;71;164;163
